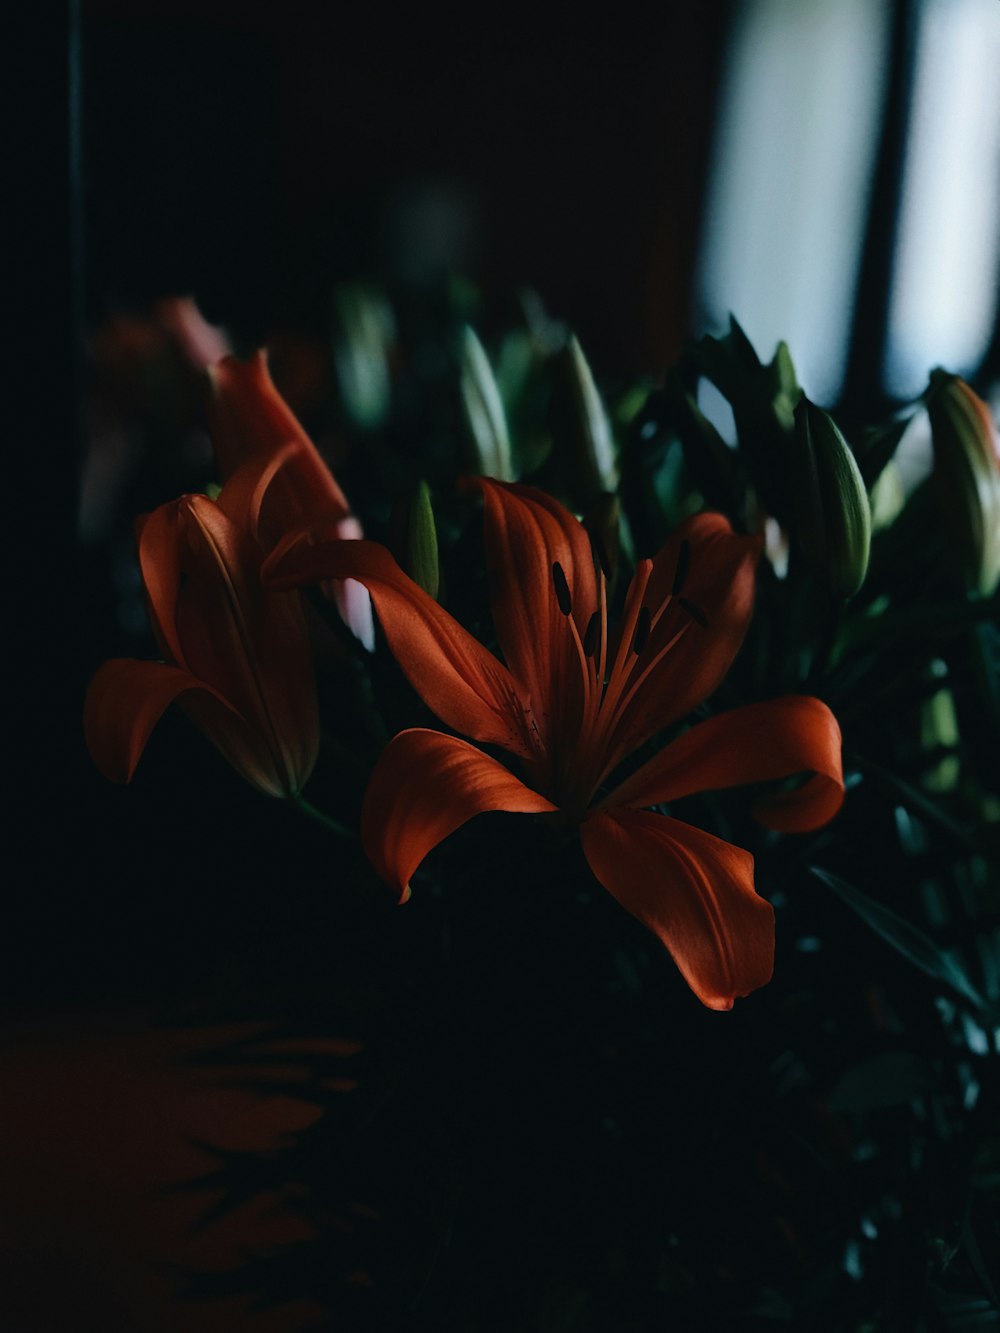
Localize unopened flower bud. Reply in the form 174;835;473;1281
763;340;800;435
333;283;394;432
869;458;905;533
458;325;513;481
789;398;871;598
402;482;442;602
550;334;618;503
926;372;1000;596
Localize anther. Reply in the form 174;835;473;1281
582;612;600;658
672;539;690;595
678;596;708;628
590;533;612;580
632;605;651;655
552;561;572;616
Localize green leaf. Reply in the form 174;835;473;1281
812;868;985;1009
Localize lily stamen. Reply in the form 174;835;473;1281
590;532;612;580
564;600;597;703
583;617;695;799
595;622;694;782
632;606;651;656
595;567;609;694
678;597;709;628
604;559;653;701
552;561;572;616
582;612;600;659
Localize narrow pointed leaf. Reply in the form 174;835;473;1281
812;868;985;1009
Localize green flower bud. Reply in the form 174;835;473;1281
550;334;618;503
769;339;800;401
333;283;394;432
869;458;905;534
789;398;871;598
392;479;440;600
926;372;1000;597
458;325;513;482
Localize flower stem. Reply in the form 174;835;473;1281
290;792;352;838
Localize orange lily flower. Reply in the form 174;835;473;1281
208;349;374;648
267;480;844;1008
84;450;318;799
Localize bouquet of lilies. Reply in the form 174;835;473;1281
82;291;1000;1328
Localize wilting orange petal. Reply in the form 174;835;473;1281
83;658;235;783
266;539;534;756
605;513;760;764
580;808;773;1010
606;696;844;832
465;479;598;732
361;728;557;900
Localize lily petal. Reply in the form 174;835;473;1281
136;503;186;667
178;688;306;798
606;513;760;763
224;442;375;649
325;513;376;652
580;808;773;1010
208;351;350;546
212;441;306;547
178;494;319;793
465;479;598;739
331;570;377;654
606;696;844;832
83;658;235;783
266;539;534;756
361;728;557;901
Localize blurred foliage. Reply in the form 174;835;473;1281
85;288;1000;1331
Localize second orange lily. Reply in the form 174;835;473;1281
267;480;844;1009
84;450;318;799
